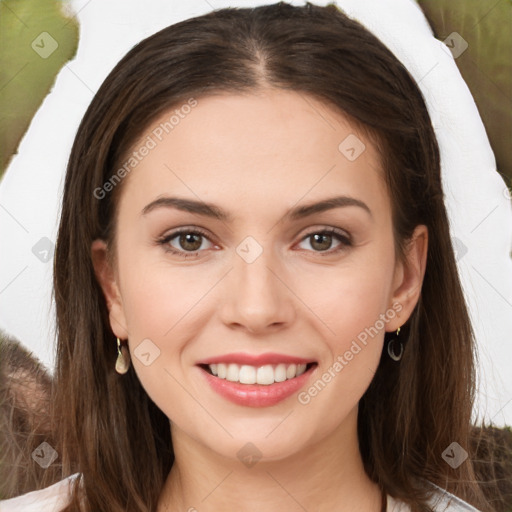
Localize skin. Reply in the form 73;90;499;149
92;89;428;512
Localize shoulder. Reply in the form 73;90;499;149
387;483;482;512
426;483;482;511
0;473;79;512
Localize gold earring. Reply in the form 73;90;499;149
115;337;131;374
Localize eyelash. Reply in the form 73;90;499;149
156;227;352;259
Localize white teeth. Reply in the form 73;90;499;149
286;364;297;379
206;362;310;385
239;365;256;384
217;363;227;379
274;364;287;382
256;365;275;385
226;363;239;382
297;364;307;376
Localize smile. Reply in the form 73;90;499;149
202;362;311;385
196;353;318;407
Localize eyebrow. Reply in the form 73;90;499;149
141;195;372;221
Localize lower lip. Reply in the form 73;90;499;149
198;365;317;407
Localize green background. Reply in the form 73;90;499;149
0;0;510;191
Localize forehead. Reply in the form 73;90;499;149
117;89;388;219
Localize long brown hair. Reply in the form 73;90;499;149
49;2;497;510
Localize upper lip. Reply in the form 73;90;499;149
196;352;315;366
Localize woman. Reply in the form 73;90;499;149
0;2;501;510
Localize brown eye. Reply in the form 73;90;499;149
298;228;352;254
177;233;203;252
158;228;214;258
309;233;334;251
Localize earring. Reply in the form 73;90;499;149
115;337;131;374
387;327;403;361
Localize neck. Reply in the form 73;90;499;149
158;407;383;512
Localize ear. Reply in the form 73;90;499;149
386;225;428;331
91;239;129;339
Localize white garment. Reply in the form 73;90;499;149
0;474;77;512
0;473;481;511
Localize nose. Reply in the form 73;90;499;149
218;241;296;335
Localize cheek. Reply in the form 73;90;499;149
304;254;394;345
296;253;394;403
116;255;203;422
118;251;205;339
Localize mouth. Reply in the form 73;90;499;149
198;362;317;385
196;356;318;407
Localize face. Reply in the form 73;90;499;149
92;89;427;463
